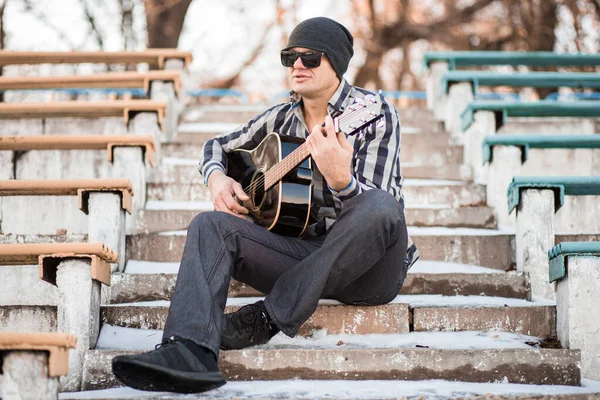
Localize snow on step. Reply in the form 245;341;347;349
59;379;600;400
404;178;470;186
122;260;502;275
407;226;515;235
178;122;240;133
410;260;502;274
124;260;179;274
96;324;545;352
144;200;213;211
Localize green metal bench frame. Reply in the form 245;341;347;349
440;71;600;96
424;51;600;70
461;100;600;131
507;176;600;214
482;135;600;164
548;241;600;283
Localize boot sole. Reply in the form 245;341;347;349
112;356;226;394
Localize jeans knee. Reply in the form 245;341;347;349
354;190;404;229
188;211;232;234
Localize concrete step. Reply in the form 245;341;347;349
126;228;520;270
110;267;530;304
402;164;473;181
401;145;463;166
149;158;473;184
100;296;556;338
82;345;580;390
145;179;486;208
162;133;454;158
64;380;600;400
136;202;496;233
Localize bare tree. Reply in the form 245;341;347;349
119;0;137;50
145;0;192;48
79;0;105;49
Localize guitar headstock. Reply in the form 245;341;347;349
336;94;384;138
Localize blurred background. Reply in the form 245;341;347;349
1;0;599;103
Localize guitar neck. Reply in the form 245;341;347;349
264;141;310;189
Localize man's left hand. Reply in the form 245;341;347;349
306;115;354;191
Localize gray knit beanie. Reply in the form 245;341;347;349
282;17;354;79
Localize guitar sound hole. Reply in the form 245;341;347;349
251;171;266;209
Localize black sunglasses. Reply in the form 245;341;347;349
281;51;326;68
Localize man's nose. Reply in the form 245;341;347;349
293;56;306;69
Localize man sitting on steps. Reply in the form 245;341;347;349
112;16;418;394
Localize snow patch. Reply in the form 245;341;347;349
59;378;600;399
410;260;503;274
144;200;214;211
408;226;515;236
178;122;241;133
124;260;180;274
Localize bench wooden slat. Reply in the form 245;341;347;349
548;241;600;282
424;51;600;69
441;71;600;95
507;176;600;214
0;135;156;167
0;49;193;69
0;242;118;264
0;332;77;377
482;135;600;164
0;178;133;214
0;70;182;96
461;100;600;131
0;100;166;128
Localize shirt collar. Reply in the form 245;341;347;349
327;79;353;113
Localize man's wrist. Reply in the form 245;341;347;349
328;175;353;192
207;168;225;188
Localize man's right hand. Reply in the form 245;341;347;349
208;170;250;217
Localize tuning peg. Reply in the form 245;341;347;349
377;120;385;128
357;130;365;140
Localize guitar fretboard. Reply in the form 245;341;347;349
264;141;310;189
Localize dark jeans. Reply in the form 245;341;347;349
163;189;409;356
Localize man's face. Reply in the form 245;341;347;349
286;47;339;98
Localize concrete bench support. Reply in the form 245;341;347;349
111;147;145;236
485;136;600;229
150;80;178;142
549;242;600;380
462;110;496;183
0;179;132;271
54;258;102;391
509;177;600;299
0;243;115;391
425;61;448;117
444;82;473;138
0;332;77;399
2;351;60;399
515;188;556;300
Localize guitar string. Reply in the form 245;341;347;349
239;102;377;199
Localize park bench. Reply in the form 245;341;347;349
548;241;600;381
0;72;182;140
0;332;77;399
482;135;600;229
0;70;181;97
0;135;155;231
0;242;116;391
0;99;166;127
458;100;600;183
0;179;132;270
506;176;600;300
0;134;157;166
0;49;192;69
438;71;600;131
424;51;600;114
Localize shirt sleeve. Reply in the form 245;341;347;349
330;97;403;203
198;105;284;183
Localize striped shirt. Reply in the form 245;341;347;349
199;79;403;236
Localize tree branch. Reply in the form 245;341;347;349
79;0;104;49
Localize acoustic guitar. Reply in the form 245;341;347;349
227;94;383;237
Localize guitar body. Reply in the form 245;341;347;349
227;132;313;237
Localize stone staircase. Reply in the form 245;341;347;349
65;105;600;398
